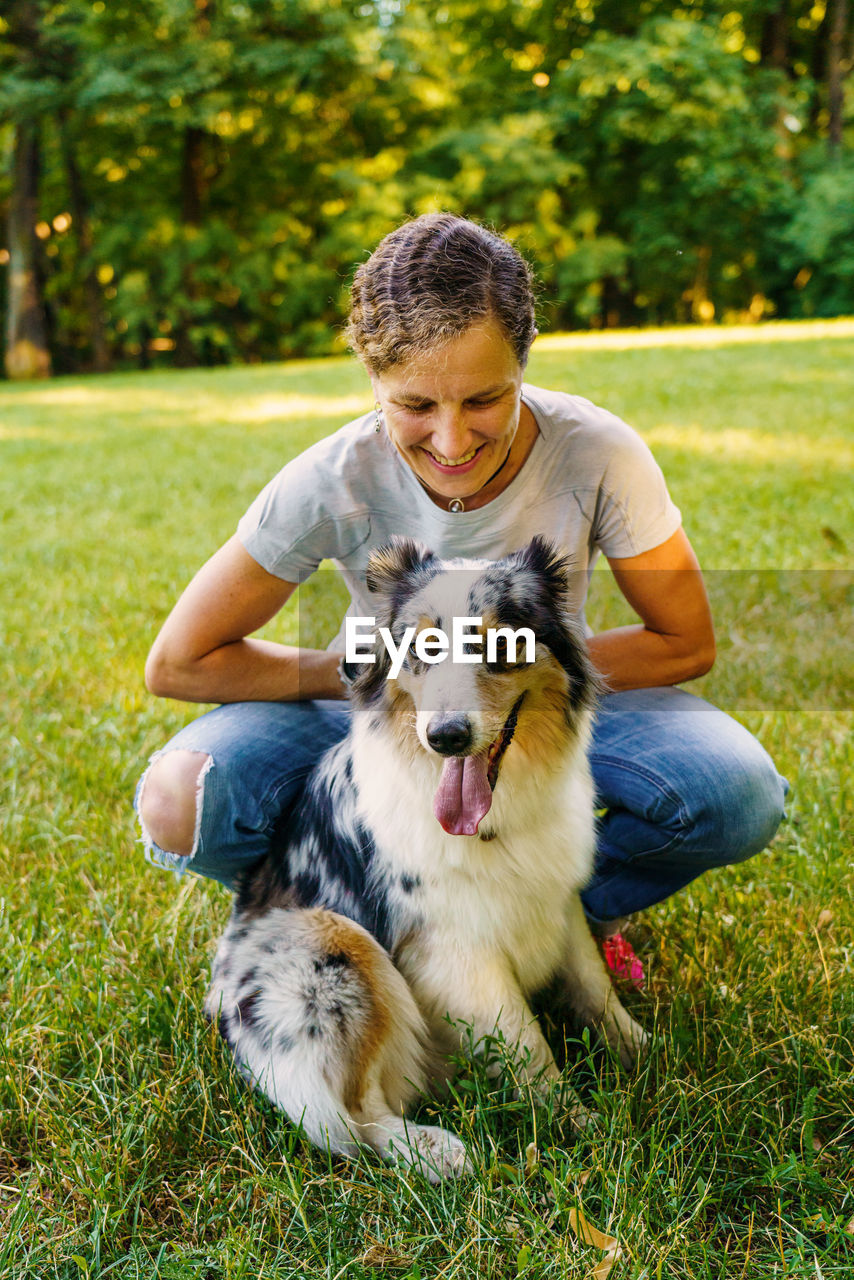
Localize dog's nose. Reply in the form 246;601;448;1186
426;716;473;756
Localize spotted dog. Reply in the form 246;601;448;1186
206;537;647;1181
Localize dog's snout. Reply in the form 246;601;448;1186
426;715;473;757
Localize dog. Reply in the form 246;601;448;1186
205;536;647;1181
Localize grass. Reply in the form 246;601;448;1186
1;319;852;1278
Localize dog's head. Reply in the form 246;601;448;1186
349;536;597;836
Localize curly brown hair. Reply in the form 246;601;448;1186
345;213;537;374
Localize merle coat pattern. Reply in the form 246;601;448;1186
206;537;646;1181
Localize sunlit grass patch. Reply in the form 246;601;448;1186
0;322;851;1276
534;316;854;352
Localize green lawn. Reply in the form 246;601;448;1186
1;321;852;1278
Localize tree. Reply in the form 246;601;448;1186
3;2;51;378
828;0;851;153
1;0;851;373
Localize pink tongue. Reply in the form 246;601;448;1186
433;754;493;836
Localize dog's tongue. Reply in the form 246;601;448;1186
433;754;493;835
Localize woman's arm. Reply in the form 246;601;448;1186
586;527;716;692
144;535;345;704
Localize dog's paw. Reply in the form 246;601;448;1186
514;1072;599;1133
391;1123;473;1183
512;1056;564;1106
590;1000;650;1070
563;1094;601;1133
514;1072;558;1107
611;1017;650;1070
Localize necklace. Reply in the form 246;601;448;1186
445;444;516;514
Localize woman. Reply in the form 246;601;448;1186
136;213;786;973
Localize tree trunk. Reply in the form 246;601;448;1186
173;0;215;366
4;122;52;380
760;1;789;72
760;2;795;157
690;246;715;324
180;125;207;227
173;126;208;367
828;0;850;154
58;113;111;372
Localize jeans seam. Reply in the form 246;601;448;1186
260;767;320;834
590;752;689;859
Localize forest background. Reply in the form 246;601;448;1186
1;0;852;380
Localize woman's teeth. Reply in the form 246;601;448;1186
429;446;478;467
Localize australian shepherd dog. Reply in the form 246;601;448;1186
206;536;647;1181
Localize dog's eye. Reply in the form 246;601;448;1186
403;642;427;677
485;634;533;672
486;636;512;671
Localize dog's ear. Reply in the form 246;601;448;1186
353;540;439;705
511;536;571;607
503;536;600;713
348;638;392;706
365;537;439;605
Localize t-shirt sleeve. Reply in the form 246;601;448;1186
236;445;372;582
591;415;682;558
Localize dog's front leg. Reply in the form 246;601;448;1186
411;953;555;1081
414;956;592;1123
469;983;559;1090
558;894;649;1068
456;971;597;1128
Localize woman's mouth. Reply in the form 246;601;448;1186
422;444;483;474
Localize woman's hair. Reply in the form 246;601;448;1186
345;213;537;374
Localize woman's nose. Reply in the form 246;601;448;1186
431;409;472;460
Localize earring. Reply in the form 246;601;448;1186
374;401;383;434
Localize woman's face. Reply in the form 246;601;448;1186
371;323;530;506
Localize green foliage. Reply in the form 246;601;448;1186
778;150;854;318
0;0;852;372
547;17;789;324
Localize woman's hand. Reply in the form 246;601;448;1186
587;528;716;691
144;535;345;704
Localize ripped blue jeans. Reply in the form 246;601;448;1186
134;687;788;924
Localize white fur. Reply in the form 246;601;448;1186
346;704;644;1084
207;547;647;1180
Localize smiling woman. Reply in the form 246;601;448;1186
136;212;786;962
370;323;539;512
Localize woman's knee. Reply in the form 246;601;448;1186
733;748;788;859
137;750;212;858
695;738;788;866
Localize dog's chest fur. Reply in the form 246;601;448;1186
348;709;596;997
247;703;596;1009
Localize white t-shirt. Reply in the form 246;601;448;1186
237;384;681;640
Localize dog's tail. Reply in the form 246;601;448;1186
206;905;429;1159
